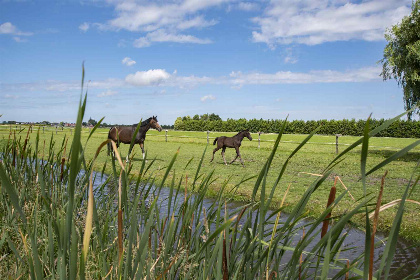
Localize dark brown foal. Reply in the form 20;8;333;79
210;130;252;167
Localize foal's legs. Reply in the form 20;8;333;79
230;147;245;167
211;144;220;162
221;147;227;165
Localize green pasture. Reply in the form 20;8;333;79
1;125;419;241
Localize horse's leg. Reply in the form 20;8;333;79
231;147;244;167
126;144;132;163
211;145;220;162
113;142;119;159
229;153;239;164
140;143;146;161
222;147;228;165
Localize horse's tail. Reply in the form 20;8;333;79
213;137;218;145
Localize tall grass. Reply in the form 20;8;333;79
0;67;419;279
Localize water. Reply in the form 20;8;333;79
91;173;420;279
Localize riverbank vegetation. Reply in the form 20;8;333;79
0;71;419;278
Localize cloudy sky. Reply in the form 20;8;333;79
0;0;415;125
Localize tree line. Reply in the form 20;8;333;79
174;117;420;138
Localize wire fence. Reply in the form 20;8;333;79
0;125;415;154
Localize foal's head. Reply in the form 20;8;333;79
150;116;162;132
242;130;252;141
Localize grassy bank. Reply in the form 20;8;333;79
1;124;419;242
1;93;420;278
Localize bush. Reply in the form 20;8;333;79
174;117;420;138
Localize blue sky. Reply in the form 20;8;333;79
0;0;415;125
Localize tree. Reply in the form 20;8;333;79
88;118;97;126
381;0;420;120
209;113;222;121
193;114;200;120
174;117;183;130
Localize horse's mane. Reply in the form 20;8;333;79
234;130;248;136
132;117;153;128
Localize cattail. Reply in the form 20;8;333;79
223;233;228;280
12;146;16;167
299;227;305;280
223;201;229;280
21;126;31;161
268;271;277;280
118;209;123;261
345;259;349;280
60;158;65;182
369;171;387;280
321;177;337;238
12;131;16;167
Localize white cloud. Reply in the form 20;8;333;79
107;0;229;32
229;66;381;86
0;22;17;34
97;90;117;97
133;29;212;48
284;47;297;64
0;22;33;36
122;57;136;66
4;94;18;99
79;22;90;32
89;0;227;46
201;94;216;102
1;66;383;93
237;2;259;11
125;69;171;86
176;16;218;30
13;37;27;43
252;0;412;48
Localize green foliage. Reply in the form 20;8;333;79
87;118;97;126
174;117;420;138
1;103;419;278
1;68;419;279
381;0;420;119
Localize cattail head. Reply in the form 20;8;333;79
321;185;336;238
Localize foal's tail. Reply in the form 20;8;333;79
213;137;218;145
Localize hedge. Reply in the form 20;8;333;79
173;118;420;138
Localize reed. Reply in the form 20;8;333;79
0;67;419;279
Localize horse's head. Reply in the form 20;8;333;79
150;116;162;132
245;130;252;141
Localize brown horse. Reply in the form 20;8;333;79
107;116;162;161
210;130;252;167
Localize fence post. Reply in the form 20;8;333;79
165;130;168;142
207;131;210;144
56;126;58;135
258;132;261;148
335;134;342;154
71;128;72;135
43;126;45;134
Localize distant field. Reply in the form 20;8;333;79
1;125;419;241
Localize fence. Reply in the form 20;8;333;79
1;126;415;155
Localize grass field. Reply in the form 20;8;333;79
1;125;419;242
